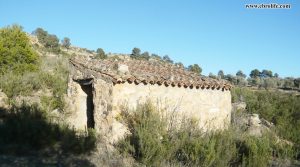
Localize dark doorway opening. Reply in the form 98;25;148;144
80;84;95;129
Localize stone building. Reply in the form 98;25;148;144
67;56;232;141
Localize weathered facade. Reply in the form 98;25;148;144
67;56;232;142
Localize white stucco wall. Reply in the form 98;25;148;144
112;82;231;130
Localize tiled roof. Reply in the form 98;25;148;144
70;57;232;91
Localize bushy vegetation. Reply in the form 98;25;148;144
61;37;71;49
162;55;173;64
0;104;96;155
0;25;39;75
232;87;300;158
33;27;60;53
0;25;69;111
129;47;206;75
219;68;300;90
188;64;202;75
117;101;294;166
130;47;151;60
94;48;107;59
0;55;69;111
0;25;68;109
130;47;176;64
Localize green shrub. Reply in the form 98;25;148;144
0;72;42;98
231;88;300;147
239;136;272;167
0;55;69;111
117;101;294;166
231;87;300;161
33;27;60;53
94;48;107;59
0;25;39;75
173;130;238;166
0;71;67;110
118;102;169;166
40;95;64;112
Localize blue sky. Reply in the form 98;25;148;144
0;0;299;77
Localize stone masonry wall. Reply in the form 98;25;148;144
92;79;114;134
66;78;89;131
67;77;231;142
112;82;232;131
66;78;114;133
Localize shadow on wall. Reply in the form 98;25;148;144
80;84;95;129
0;104;96;156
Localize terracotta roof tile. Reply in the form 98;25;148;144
70;57;232;90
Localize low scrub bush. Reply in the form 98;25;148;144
0;72;43;98
117;102;295;166
0;55;69;111
231;87;300;157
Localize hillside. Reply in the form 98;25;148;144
0;26;299;166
